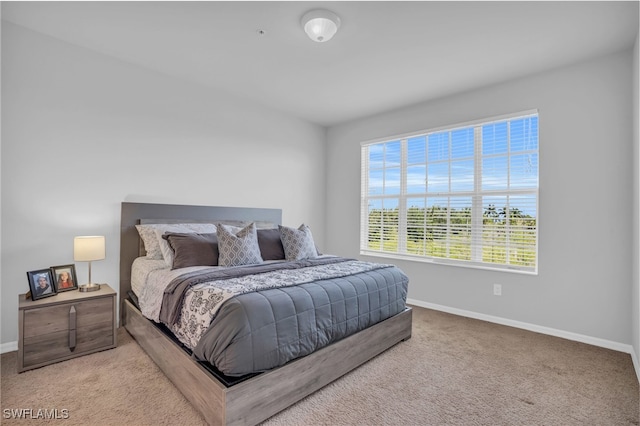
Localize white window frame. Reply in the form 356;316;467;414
360;110;539;274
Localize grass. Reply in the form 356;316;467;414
368;226;536;268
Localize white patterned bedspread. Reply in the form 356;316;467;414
132;257;210;321
136;256;393;350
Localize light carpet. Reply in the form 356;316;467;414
1;306;638;425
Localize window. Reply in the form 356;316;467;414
361;111;538;273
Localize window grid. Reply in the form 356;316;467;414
361;111;538;274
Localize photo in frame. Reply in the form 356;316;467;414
26;269;56;300
50;264;78;292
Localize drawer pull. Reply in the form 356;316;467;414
69;305;76;351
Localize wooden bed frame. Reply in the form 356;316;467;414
119;202;412;426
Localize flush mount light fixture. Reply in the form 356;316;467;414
301;9;341;42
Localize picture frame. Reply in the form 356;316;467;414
50;264;78;292
27;269;57;300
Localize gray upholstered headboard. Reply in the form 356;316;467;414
119;202;282;319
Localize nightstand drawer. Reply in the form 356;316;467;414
18;285;117;372
22;297;113;338
23;322;114;367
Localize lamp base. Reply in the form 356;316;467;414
79;283;101;292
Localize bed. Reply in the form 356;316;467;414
120;202;412;425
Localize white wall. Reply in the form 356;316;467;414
326;49;634;346
0;23;326;345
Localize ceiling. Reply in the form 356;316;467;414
2;1;639;127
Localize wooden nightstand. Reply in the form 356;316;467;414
18;284;117;372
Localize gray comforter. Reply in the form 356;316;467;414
162;258;409;376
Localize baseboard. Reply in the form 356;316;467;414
1;341;17;354
5;299;634;380
631;346;640;384
408;298;635;355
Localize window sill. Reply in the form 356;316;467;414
360;250;538;275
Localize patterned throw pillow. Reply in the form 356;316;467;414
279;224;318;260
217;223;263;267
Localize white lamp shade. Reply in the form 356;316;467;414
74;236;106;262
301;9;341;42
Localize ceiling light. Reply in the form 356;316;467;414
301;9;341;43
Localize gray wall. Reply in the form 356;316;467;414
326;49;634;346
1;19;637;380
633;31;639;375
0;23;326;345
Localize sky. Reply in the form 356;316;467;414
366;115;538;217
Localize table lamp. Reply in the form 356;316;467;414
74;236;105;292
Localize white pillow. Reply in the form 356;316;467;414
279;224;318;260
136;224;189;260
155;223;217;266
135;223;216;263
217;223;263;267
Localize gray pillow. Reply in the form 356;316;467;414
279;224;318;260
217;223;263;267
163;232;219;270
257;228;286;260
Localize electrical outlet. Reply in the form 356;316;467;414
493;284;502;296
